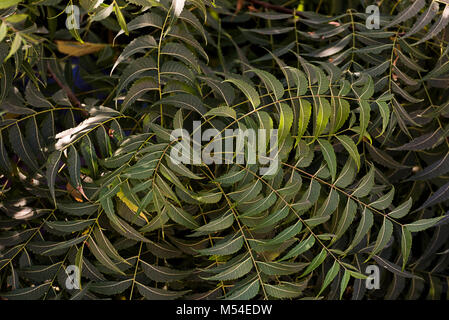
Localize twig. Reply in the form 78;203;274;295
47;61;88;116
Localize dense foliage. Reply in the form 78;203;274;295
0;0;449;300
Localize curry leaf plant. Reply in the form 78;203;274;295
0;0;448;300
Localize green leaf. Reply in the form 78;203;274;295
225;77;261;109
330;98;350;135
410;152;449;181
91;4;114;21
87;237;125;275
313;98;331;142
308;34;351;58
334;158;356;188
45;219;95;234
357;100;371;143
166;157;202;180
405;216;444;233
345;207;374;254
215;169;246;186
367;144;408;169
141;261;191;282
316;188;339;217
370;188;395;210
122;77;158;112
58;202;99;216
372;256;419;279
90;280;132;295
336;136;360;170
367;218;393;260
416;4;449;45
25;82;53;109
418;181;449;210
388;197;412;219
205;106;237;120
347;270;368;279
68;146;82;188
240;192;277;218
278;103;293;143
203;255;253;281
92;227;128;265
0;283;50;300
390;128;443;152
152;93;207;116
194;212;234;233
301;248;327;277
117;57;157;98
100;153;134;169
424;58;449;80
197;235;244;256
340;269;351;299
314;65;330;94
332;199;357;243
252;205;289;230
193;190;222;204
0;22;7;43
391;82;423;104
351;164;375;198
111;216;151;243
385;0;426;28
292;179;321;212
318;261;340;296
280;235;315;261
200;76;235;106
166;203;199;229
266;220;302;245
257;261;306;276
100;191;124;233
168;25;208;61
251;68;284;100
0;0;21;9
46;150;62;205
161;42;200;72
0;135;11;173
123;12;163;35
5;33;22;62
226;276;260;300
304;215;330;227
229;180;262;204
245;27;295;35
297;99;312;142
41;235;88;256
277;172;302;199
140;209;169;233
113;1;128;35
178;9;206;40
264;281;307;299
10;124;39;172
318;139;337;182
136;282;187;300
401;226;412;270
111;35;157;73
18;263;61;282
284;67;308;96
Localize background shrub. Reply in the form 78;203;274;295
0;0;448;300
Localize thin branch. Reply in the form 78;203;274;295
47;61;88;117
